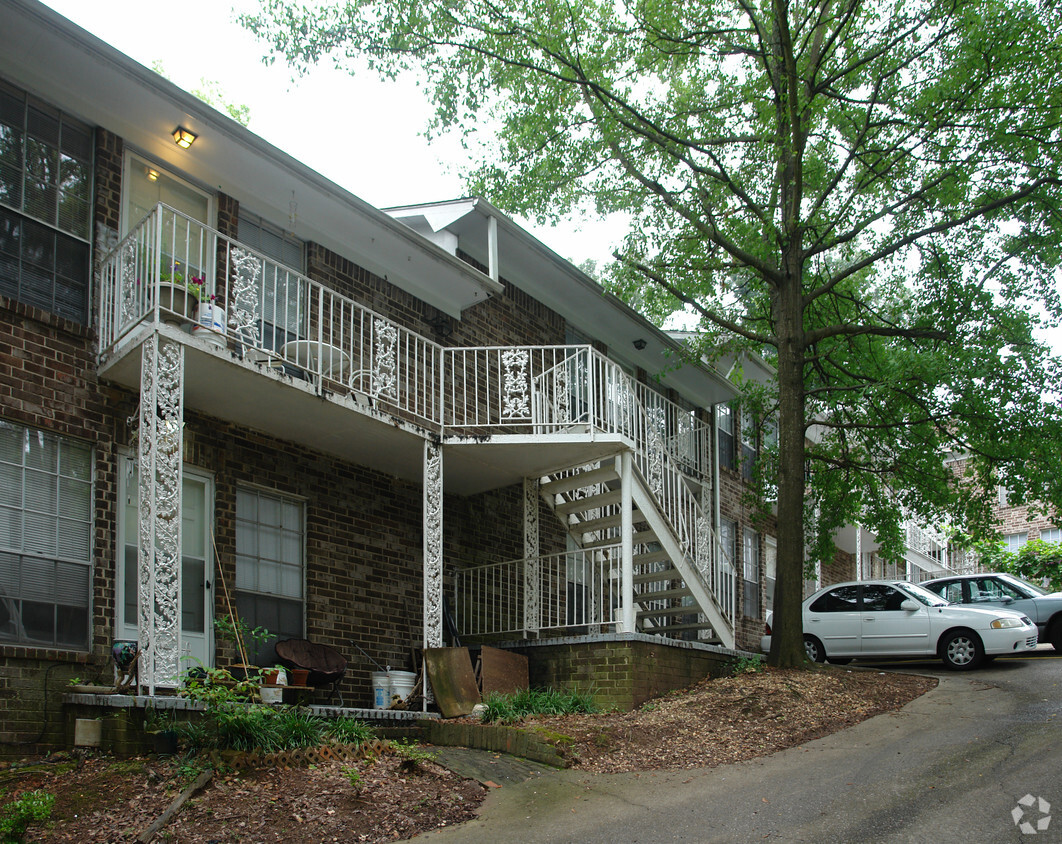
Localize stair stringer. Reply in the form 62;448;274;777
630;477;735;649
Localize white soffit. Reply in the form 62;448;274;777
0;0;501;319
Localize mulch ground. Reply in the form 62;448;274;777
3;666;935;842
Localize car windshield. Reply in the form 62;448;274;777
895;582;949;607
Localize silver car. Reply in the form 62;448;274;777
761;579;1038;670
923;572;1062;652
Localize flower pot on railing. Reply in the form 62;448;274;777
156;282;196;327
192;301;227;348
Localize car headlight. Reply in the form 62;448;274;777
991;617;1025;629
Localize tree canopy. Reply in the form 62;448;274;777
242;0;1062;666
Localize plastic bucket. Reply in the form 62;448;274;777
371;671;391;709
387;670;417;703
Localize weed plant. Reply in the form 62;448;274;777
0;789;54;843
480;687;598;724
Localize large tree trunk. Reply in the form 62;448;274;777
768;261;808;668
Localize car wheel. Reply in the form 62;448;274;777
804;635;827;663
1049;620;1062;653
940;629;984;670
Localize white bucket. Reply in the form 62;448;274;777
260;685;284;704
371;671;390;709
387;670;417;704
192;303;227;347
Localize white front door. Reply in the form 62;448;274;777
118;455;214;674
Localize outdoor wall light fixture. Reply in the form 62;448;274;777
172;126;197;148
633;338;647;351
146;168;159;182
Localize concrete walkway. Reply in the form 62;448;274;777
422;658;1061;843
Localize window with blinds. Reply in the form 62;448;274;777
234;487;304;665
0;420;92;649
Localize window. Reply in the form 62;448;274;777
234;488;304;665
0;79;91;323
764;537;777;612
743;527;760;618
236;210;307;352
718;404;736;471
1004;532;1027;553
0;420;92;648
719;516;737;602
809;585;859;613
861;584;907;612
741;410;758;482
1039;528;1060;544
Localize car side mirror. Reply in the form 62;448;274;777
900;600;921;612
999;596;1014;604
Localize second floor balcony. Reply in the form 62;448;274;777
97;204;715;496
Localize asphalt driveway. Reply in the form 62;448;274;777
423;648;1060;843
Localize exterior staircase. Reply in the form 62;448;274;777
540;454;735;647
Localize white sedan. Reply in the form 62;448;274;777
760;579;1039;670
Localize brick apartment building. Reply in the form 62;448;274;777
0;0;786;751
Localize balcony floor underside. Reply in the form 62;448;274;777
99;326;629;496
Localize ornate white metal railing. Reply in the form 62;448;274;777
453;546;623;637
98;203;444;423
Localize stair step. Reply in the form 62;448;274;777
633;569;678;586
633;550;671;566
554;489;622;516
541;465;619;495
644;621;721;637
574;512;623;534
637;604;700;619
634;586;691;602
584;528;657;549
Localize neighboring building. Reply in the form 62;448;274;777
0;0;781;750
992;487;1059;554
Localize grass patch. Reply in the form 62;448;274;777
480;687;598;724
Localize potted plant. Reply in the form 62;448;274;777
214;614;276;680
154;265;204;325
66;676;114;695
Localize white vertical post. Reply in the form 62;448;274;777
619;451;635;633
855;522;863;581
137;334;184;692
523;477;540;635
487;215;499;282
423;441;444;649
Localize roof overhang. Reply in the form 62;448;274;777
0;0;502;318
386;199;739;408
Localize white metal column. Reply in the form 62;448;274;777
523;477;540;635
423;441;444;649
619;451;635;633
855;523;863;581
137;333;184;692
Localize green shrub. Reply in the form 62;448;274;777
480;687;598;724
730;654;765;675
325;717;377;747
0;790;54;843
274;707;326;748
390;739;437;771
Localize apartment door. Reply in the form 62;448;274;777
118;455;213;675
